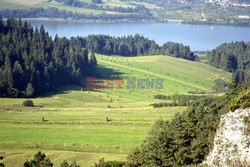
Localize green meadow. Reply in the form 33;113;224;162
0;55;231;166
0;0;46;9
0;0;135;15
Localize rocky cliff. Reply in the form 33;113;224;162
203;108;250;167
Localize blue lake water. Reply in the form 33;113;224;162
28;20;250;51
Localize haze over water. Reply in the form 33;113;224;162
29;20;250;51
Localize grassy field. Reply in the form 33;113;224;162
0;0;46;9
0;0;135;15
0;55;231;166
39;0;135;15
0;0;160;16
41;1;107;15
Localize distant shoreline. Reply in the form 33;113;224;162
3;17;183;24
3;17;250;27
21;18;169;24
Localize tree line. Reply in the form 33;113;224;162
152;94;207;108
72;35;196;60
0;17;98;97
207;41;250;85
53;0;151;15
0;7;152;21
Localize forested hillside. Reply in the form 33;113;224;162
124;41;250;166
0;17;97;97
207;42;250;85
126;80;250;167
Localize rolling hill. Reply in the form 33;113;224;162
0;55;231;166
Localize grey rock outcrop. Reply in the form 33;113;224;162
203;108;250;167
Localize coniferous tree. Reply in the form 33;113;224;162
24;151;53;167
89;52;97;75
0;15;3;33
26;83;34;97
12;61;24;90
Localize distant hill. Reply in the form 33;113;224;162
0;0;250;25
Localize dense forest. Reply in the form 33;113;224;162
72;35;196;60
207;41;250;85
0;17;97;97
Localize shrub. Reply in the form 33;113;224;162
95;158;125;167
154;94;170;100
61;160;80;167
213;79;228;93
23;100;34;107
0;155;4;167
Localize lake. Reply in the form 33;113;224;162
28;20;250;51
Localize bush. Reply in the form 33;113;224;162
0;155;4;167
95;158;125;167
154;94;170;100
188;90;206;94
61;160;80;167
213;79;228;93
23;100;34;107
